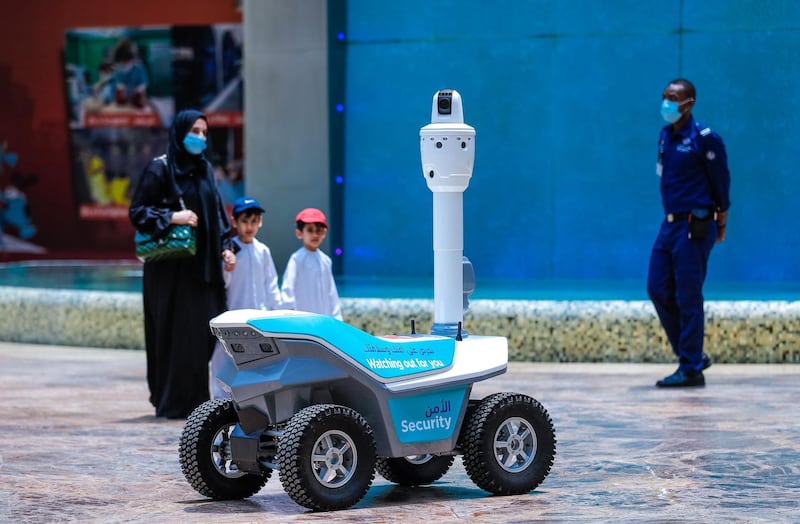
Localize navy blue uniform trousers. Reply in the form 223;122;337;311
647;219;717;373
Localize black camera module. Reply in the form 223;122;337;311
437;93;452;115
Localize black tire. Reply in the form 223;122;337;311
179;398;270;499
462;392;556;495
277;404;376;511
376;454;455;486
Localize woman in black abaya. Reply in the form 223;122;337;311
129;109;236;418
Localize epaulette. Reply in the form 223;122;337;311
699;127;711;136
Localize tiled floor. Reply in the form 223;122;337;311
1;342;798;523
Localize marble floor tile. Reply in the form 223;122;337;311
1;343;798;523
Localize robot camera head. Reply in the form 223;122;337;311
430;89;464;123
420;89;475;192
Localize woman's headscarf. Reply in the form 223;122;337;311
167;109;208;176
163;108;231;282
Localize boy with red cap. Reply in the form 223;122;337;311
281;207;342;320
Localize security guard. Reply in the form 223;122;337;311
648;78;731;388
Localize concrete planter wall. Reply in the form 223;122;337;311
1;287;798;363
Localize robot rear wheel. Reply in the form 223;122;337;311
376;454;455;486
179;398;271;500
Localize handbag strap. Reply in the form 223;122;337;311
154;154;185;205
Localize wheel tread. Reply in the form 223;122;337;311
462;392;556;495
179;398;270;500
276;404;376;511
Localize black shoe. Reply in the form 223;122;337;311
656;370;705;388
702;353;712;370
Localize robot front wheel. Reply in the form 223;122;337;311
277;404;377;511
179;398;271;500
461;392;556;495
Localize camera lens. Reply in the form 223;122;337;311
437;96;452;115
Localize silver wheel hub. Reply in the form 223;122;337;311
211;423;246;478
311;430;357;488
493;416;537;473
404;454;433;465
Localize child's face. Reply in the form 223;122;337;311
233;213;263;243
297;223;327;251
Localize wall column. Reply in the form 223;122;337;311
242;0;329;270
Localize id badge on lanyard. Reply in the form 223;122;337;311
656;127;671;177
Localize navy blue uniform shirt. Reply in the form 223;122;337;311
658;115;731;214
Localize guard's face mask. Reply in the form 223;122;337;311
660;98;691;124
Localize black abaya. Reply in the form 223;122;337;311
129;109;233;418
142;258;225;418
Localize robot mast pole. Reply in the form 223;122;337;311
420;89;475;338
432;191;464;328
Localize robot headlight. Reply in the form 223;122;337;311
212;326;261;339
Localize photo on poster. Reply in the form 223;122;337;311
71;127;169;220
70;126;244;220
208;126;245;210
64;26;174;129
171;24;243;127
63;23;244;223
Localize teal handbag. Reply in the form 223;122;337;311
135;197;196;262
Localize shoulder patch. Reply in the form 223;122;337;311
700;127;711;136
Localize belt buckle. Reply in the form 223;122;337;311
667;213;676;223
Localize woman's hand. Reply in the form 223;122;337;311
222;249;236;272
172;209;198;227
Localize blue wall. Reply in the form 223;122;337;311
341;0;800;287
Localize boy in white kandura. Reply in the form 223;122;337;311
209;196;283;399
281;207;342;320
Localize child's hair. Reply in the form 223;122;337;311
296;220;328;231
234;208;263;220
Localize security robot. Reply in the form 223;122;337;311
179;90;556;512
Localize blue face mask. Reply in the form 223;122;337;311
182;133;207;155
660;99;689;124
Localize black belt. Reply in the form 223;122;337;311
666;212;690;222
667;210;717;222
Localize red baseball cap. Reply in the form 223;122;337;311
295;208;328;228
